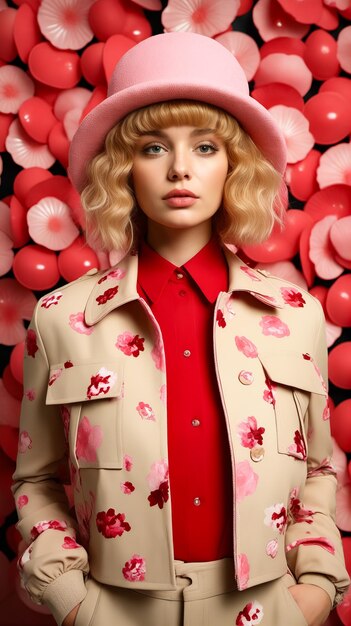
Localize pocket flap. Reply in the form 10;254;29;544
46;362;123;404
258;352;326;395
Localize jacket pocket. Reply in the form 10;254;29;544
46;361;124;469
259;352;326;459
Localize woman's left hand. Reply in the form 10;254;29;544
288;583;332;626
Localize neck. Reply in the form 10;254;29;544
146;221;213;266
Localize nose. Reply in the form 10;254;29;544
167;146;191;181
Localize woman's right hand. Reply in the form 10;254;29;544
62;602;81;626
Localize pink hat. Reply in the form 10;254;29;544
68;32;287;192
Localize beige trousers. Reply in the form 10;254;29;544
75;558;308;626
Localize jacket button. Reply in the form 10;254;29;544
250;447;265;462
238;370;254;385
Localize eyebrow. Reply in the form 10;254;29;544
137;128;217;138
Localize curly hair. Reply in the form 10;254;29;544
81;100;285;253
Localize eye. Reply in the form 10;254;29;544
143;144;166;155
197;143;218;154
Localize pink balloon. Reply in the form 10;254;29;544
28;43;81;89
9;341;24;384
251;82;304;111
0;112;15;151
81;42;105;86
328;342;351;389
18;96;56;144
13;244;60;291
0;8;17;63
331;399;351;452
58;236;99;282
25;175;83;228
326;275;351;327
13;3;42;64
288;149;321;201
304;92;351;144
330;216;351;261
303;29;340;80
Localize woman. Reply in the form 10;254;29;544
12;32;349;626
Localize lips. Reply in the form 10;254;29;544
163;189;198;199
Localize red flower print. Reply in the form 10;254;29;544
236;600;263;625
41;292;63;308
86;367;117;399
263;377;276;406
264;504;287;534
259;315;290;338
62;536;80;549
25;388;36;401
69;312;94;335
59;405;70;441
30;519;68;541
96;508;131;538
96;285;119;305
18;430;32;453
147;460;169;509
121;481;135;495
26;328;38;358
98;268;126;284
288;488;314;524
148;481;169;509
48;368;62;386
123;454;133;471
75;491;95;547
286;536;335;554
64;360;73;368
76;416;103;462
17;495;28;509
116;332;145;357
307;458;335;479
136;401;155;421
122;554;146;582
238;416;265;450
288;430;307;461
235;336;258;358
216;309;226;328
280;287;306;308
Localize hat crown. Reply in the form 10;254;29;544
108;32;249;99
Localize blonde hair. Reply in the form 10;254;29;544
81;100;285;253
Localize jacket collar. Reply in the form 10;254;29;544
84;247;285;326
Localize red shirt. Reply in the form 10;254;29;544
137;238;233;562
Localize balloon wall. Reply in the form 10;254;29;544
0;0;351;623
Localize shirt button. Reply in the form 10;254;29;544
238;370;254;385
193;497;201;506
176;272;184;279
183;349;191;357
191;419;201;427
179;289;187;297
250;447;265;462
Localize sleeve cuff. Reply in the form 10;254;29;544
42;569;87;626
297;573;336;608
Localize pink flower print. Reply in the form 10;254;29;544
259;315;290;338
98;268;126;283
96;285;119;305
264;504;287;534
266;538;278;558
62;536;80;549
116;332;145;358
30;519;68;541
136;401;155;421
286;536;335;555
69;312;94;335
288;430;307;461
238;416;265;450
307;457;336;479
152;334;165;371
235;336;258;358
235;601;263;625
122;554;146;582
235;460;259;503
26;328;38;357
160;384;166;403
216;309;226;328
25;388;36;401
280;287;306;308
251;292;278;306
17;495;28;509
76;416;103;462
48;368;62;386
19;430;32;453
18;544;33;569
322;402;330;421
263;377;276;406
147;459;169;509
123;454;133;471
86;367;117;399
59;405;70;442
237;553;250;589
41;292;63;308
240;265;262;281
288;488;314;524
121;481;135;495
96;508;131;538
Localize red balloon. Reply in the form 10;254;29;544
89;0;126;41
48;121;69;169
304;29;340;80
326;275;351;327
0;425;19;461
13;3;42;64
81;42;105;86
288;149;320;201
81;85;107;119
304;185;351;222
103;35;136;83
0;112;15;151
58;236;99;282
2;364;23;400
304;92;351;144
320;76;351;102
251;82;304;111
13;167;53;206
238;0;254;15
299;224;315;288
330;399;351;452
18;96;56;144
309;285;328;313
260;37;305;59
10;341;24;384
122;6;152;43
28;42;81;88
328;342;351;389
13;244;60;291
0;8;17;63
10;195;29;248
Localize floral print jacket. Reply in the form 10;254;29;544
12;248;349;625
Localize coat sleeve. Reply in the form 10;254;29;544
11;302;89;626
285;298;350;608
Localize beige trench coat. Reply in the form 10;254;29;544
12;248;349;625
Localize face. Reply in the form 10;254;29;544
131;125;229;232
